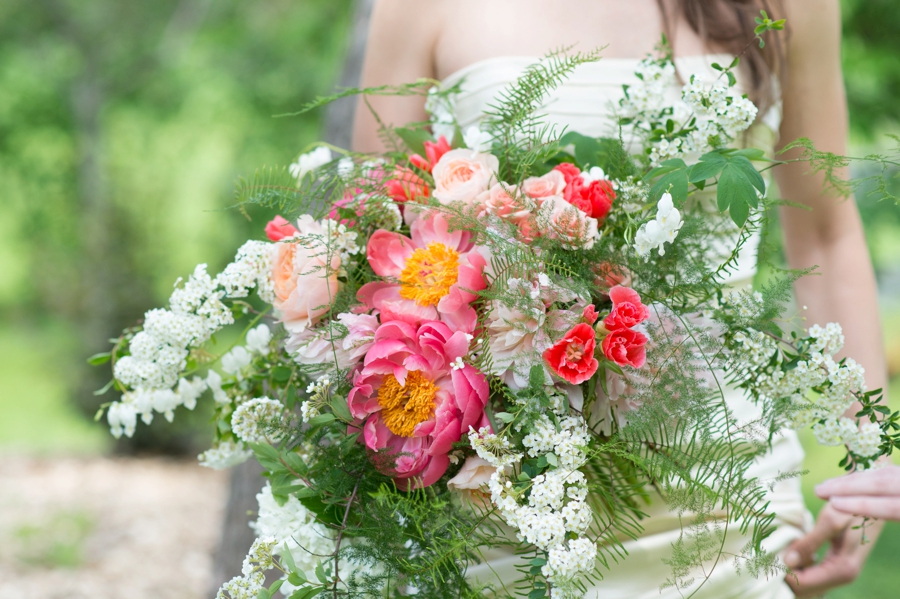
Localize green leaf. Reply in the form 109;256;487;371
315;562;329;584
717;163;759;226
281;543;297;571
394;127;432;156
528;589;547;599
308;413;336;427
651;168;688;205
87;352;111;366
731;148;767;161
257;588;271;599
330;396;353;422
688;152;727;183
729;155;766;195
495;411;516;423
287;572;307;586
711;62;723;71
272;366;292;382
269;580;284;594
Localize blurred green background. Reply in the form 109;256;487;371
0;0;897;596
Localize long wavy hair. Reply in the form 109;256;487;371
658;0;787;113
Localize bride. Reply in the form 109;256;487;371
351;1;887;597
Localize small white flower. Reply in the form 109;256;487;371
463;126;493;153
450;356;465;371
579;166;607;185
245;324;272;355
337;156;354;179
222;346;252;375
289;147;332;180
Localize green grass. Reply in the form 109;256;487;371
0;320;110;454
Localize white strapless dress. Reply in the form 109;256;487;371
442;55;812;599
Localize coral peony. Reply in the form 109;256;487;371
601;328;648;368
409;136;452;173
361;212;486;333
348;320;489;488
386;166;430;203
543;323;600;385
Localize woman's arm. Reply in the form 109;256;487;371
775;0;888;596
351;0;442;153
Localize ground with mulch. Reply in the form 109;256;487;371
0;455;227;599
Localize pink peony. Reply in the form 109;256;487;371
431;149;499;206
348;320;490;488
271;215;340;333
265;215;299;241
361;212;486;333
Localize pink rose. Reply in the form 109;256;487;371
264;215;299;241
432;149;499;206
522;170;566;200
538;197;599;250
271;215;341;333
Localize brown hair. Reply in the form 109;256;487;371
657;0;787;113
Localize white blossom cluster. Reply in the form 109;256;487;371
232;397;287;444
610;176;650;214
619;59;758;165
198;440;253;470
216;536;277;599
618;59;676;123
251;482;341;592
289;146;332;181
300;376;332;423
633;192;684;258
106;243;274;439
731;321;877;457
476;415;597;595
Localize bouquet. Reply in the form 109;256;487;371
94;29;895;599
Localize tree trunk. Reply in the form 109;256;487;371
207;0;375;593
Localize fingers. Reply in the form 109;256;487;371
784;504;850;569
785;556;863;598
831;495;900;521
816;466;900;499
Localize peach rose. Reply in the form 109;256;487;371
538;197;599;250
271;215;340;333
432;149;499;206
522;170;566;200
447;456;495;505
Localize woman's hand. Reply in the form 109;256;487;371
816;466;900;520
784;502;883;597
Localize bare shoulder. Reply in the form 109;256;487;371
781;0;842;54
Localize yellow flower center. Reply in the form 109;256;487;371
377;371;438;437
398;242;460;307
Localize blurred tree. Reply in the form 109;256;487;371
0;0;353;451
842;0;900;137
